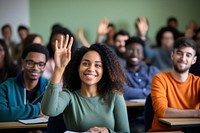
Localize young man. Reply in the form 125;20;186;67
0;44;49;122
123;36;160;133
150;37;200;131
123;36;160;100
1;24;16;57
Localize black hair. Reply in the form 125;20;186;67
125;36;144;48
63;43;126;100
173;37;197;54
22;43;49;62
156;26;179;47
1;24;11;33
17;25;29;32
113;30;130;41
167;17;177;26
46;27;79;59
23;34;43;50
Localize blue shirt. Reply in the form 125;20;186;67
123;62;160;100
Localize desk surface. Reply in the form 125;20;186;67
159;118;200;128
0;121;47;129
126;101;145;107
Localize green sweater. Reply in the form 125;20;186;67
41;83;130;133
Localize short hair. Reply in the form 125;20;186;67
156;26;178;47
125;36;145;48
1;24;11;33
173;37;197;54
22;43;49;62
167;17;177;26
17;25;29;32
113;30;130;41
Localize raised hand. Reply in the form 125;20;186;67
97;17;109;35
136;16;149;38
51;34;73;84
54;34;73;69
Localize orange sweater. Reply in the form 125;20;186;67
149;72;200;131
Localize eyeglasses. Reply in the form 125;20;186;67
25;60;46;69
126;49;143;55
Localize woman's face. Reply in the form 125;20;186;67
78;51;103;87
0;44;5;63
161;31;174;49
51;34;65;51
33;36;44;45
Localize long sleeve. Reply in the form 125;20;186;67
109;94;130;133
123;64;160;100
0;84;40;122
123;85;148;100
41;83;70;116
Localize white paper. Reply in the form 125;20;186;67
64;131;91;133
18;117;48;124
127;99;146;103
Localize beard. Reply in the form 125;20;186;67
173;64;190;73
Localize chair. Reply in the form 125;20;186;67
47;113;67;133
144;94;154;131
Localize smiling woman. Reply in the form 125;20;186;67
41;35;130;133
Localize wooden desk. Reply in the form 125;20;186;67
159;118;200;128
0;121;47;130
126;101;145;107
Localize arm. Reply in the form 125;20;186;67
41;35;74;116
111;94;130;133
164;108;200;118
136;16;148;41
123;85;149;100
0;85;40;121
96;17;109;43
151;74;200;118
77;27;90;47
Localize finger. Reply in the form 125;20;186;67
67;37;74;52
55;40;58;51
64;34;69;48
59;35;64;49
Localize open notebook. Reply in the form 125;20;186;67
18;117;48;124
127;99;146;103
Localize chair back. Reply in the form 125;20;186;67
144;94;154;131
47;113;67;133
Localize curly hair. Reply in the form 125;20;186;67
63;43;126;99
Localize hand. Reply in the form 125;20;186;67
87;126;109;133
37;104;44;117
77;27;84;38
136;16;148;37
97;17;109;35
54;34;73;69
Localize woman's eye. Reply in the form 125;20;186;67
95;64;102;68
82;62;89;66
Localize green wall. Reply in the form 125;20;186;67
30;0;200;45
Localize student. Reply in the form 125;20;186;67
0;44;49;122
1;24;16;57
123;37;160;100
0;39;20;83
150;37;200;131
123;37;160;133
44;27;78;80
112;30;130;67
41;35;130;132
